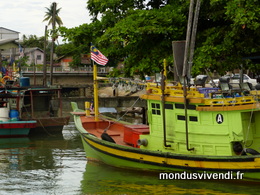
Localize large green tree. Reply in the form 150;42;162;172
21;35;45;49
59;0;186;77
59;0;260;77
97;5;186;76
194;0;260;75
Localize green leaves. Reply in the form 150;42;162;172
192;0;260;75
58;0;260;76
95;5;186;76
43;2;63;27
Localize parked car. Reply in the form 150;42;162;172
190;75;208;86
209;74;257;86
208;75;230;86
255;75;260;83
231;74;257;86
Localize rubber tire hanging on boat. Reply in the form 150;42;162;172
101;132;116;143
233;142;260;155
242;148;260;155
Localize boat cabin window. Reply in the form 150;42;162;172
189;116;198;122
175;104;184;109
177;115;198;122
151;103;160;109
165;104;173;110
175;104;196;110
177;115;186;120
151;103;161;115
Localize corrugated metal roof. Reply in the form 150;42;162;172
0;38;19;45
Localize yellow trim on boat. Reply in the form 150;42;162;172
141;94;204;104
197;103;260;111
85;137;260;170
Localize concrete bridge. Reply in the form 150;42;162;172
63;96;147;111
21;67;147;116
21;66;109;87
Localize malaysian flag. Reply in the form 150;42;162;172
90;43;108;66
19;44;24;58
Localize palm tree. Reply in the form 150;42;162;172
43;2;63;27
43;2;63;85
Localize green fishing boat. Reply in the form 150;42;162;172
71;75;260;180
71;0;260;181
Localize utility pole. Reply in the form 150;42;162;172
49;2;56;86
0;50;2;73
43;25;47;86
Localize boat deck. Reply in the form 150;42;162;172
79;115;150;147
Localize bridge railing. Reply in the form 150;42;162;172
21;66;110;73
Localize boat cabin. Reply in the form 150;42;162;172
138;82;260;156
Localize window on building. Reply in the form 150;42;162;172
37;55;41;60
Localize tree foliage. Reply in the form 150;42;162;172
55;42;83;67
59;0;260;77
21;35;45;49
43;2;63;43
194;0;260;75
97;5;186;77
43;2;63;26
20;34;53;65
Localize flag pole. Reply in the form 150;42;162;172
92;61;99;121
90;43;108;121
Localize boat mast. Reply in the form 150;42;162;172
162;59;171;147
188;0;200;76
93;62;99;121
183;0;201;77
182;0;201;151
182;0;195;78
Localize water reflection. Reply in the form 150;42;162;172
0;137;33;172
0;124;86;195
0;123;259;195
81;161;260;195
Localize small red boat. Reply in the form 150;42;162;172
0;120;37;138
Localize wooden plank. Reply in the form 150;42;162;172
70;112;86;116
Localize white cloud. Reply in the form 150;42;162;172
0;0;91;39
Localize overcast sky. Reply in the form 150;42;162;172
0;0;91;39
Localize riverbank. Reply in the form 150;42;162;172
61;86;147;120
98;86;146;97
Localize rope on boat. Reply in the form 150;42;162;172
243;98;257;148
116;96;141;122
37;118;55;136
20;100;58;137
19;91;68;136
100;96;142;133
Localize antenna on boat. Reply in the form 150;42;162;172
182;0;201;151
182;0;200;79
161;60;171;147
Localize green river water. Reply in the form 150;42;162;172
0;123;259;195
